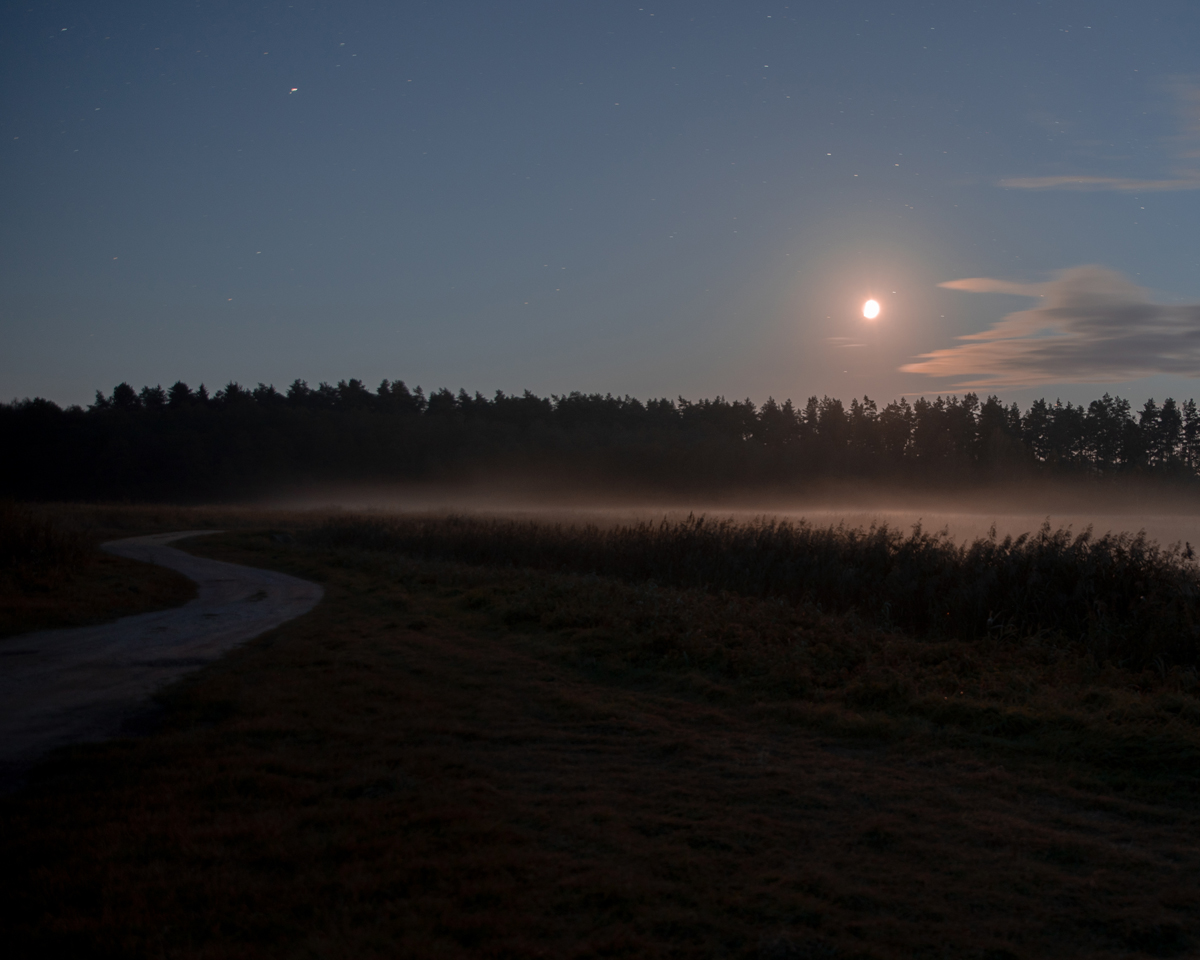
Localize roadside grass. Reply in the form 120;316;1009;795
2;515;1199;959
0;502;196;638
0;500;89;577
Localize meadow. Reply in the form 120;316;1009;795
3;505;1199;958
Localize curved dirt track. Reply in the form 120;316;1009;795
0;532;322;782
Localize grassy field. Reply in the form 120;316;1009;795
3;508;1199;958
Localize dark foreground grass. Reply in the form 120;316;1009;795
308;513;1200;668
3;515;1199;959
0;503;196;638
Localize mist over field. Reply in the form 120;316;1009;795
271;475;1200;554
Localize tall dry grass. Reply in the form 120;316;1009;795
305;514;1200;668
0;501;90;586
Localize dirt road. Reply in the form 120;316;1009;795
0;532;323;783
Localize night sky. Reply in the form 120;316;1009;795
3;1;1199;409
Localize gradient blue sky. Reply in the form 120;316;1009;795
3;0;1199;408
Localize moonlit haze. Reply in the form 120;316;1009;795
3;1;1199;412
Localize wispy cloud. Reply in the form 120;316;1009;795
1000;82;1200;192
901;266;1200;387
998;174;1200;191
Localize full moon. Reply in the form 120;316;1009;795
863;299;880;319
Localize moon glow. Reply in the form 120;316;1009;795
863;299;880;319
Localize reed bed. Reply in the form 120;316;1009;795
305;514;1200;668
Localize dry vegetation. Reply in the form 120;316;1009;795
308;513;1200;669
3;508;1200;958
0;500;90;580
0;502;196;637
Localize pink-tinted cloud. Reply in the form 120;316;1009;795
938;278;1043;296
902;266;1200;387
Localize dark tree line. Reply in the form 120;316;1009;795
4;377;1200;500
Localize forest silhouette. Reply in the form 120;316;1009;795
4;378;1200;500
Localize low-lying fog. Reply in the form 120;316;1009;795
270;479;1200;551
